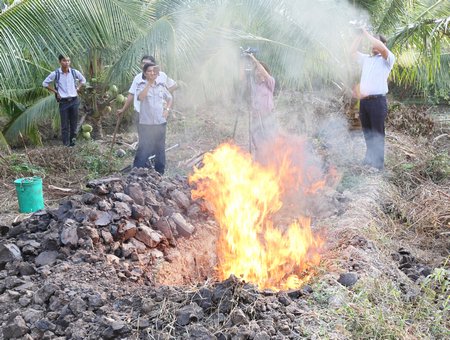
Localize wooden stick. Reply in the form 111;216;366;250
108;114;123;172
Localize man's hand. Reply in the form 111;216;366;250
163;108;170;119
116;108;125;116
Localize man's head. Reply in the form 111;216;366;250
141;55;156;68
58;54;70;69
372;34;387;55
142;62;160;81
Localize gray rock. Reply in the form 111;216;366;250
3;315;29;339
60;221;79;247
176;303;204;326
170;189;191;210
0;243;22;266
337;272;358;287
114;201;132;218
68;296;87;316
101;230;114;244
94;211;113;226
35;251;59;267
170;212;195;237
230;308;249;326
34;283;58;305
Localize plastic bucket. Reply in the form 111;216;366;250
14;177;45;213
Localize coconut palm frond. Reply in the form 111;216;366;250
0;0;147;91
3;96;58;142
0;130;11;153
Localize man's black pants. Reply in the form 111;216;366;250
359;96;388;170
59;97;80;146
133;123;166;174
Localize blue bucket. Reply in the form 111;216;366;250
14;176;45;213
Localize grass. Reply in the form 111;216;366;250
305;273;449;339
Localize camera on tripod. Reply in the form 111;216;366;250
240;47;258;57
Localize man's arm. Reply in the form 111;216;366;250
350;31;364;61
42;71;57;94
248;54;271;81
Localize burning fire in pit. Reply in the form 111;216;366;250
189;139;325;291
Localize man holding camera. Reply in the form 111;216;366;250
244;52;276;157
351;28;396;170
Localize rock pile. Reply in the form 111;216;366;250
0;168;321;339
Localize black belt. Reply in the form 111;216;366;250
59;97;78;103
361;94;385;100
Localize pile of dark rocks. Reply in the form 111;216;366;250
0;168;318;339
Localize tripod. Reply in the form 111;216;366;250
232;55;256;154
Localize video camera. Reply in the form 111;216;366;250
240;47;258;57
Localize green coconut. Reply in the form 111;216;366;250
81;124;93;133
110;85;118;95
116;94;126;105
82;132;91;140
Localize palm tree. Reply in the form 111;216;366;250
0;0;448;147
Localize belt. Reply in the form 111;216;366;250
361;94;385;100
59;97;78;103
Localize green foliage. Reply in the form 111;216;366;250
75;141;121;179
424;152;450;182
328;277;450;339
0;153;46;178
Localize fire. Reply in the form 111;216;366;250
189;140;325;291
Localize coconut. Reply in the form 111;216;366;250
82;132;91;140
116;94;126;105
104;106;112;113
110;85;118;95
81;124;93;133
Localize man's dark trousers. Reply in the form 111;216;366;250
133;123;166;174
59;97;80;146
359;96;388;170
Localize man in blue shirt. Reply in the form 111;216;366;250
43;55;86;146
351;29;396;170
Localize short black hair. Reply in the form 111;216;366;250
378;35;387;45
58;54;68;62
141;55;156;63
142;62;159;79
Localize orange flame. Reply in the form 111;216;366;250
189;140;324;291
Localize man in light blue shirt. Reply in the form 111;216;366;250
133;63;173;174
351;29;396;170
43;55;86;146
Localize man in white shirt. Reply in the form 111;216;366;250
351;29;396;170
116;55;177;119
43;54;86;146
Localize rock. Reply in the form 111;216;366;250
337;272;358;287
114;201;132;218
230;308;249;326
119;220;137;241
154;218;175;245
135;225;164;248
176;303;204;326
69;296;87;316
60;223;79;247
170;189;191;210
35;251;59;267
114;192;134;204
126;183;145;206
0;243;22;267
170;213;195;237
101;230;114;244
94;211;113;226
3;315;29;339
